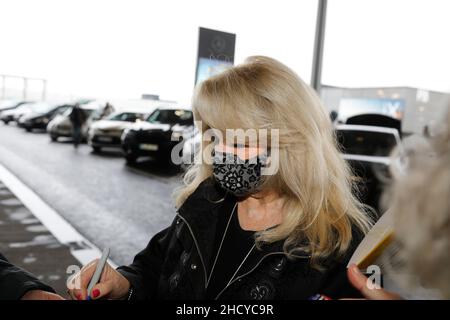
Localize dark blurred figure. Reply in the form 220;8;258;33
330;110;338;123
69;104;86;148
423;125;431;138
100;102;115;119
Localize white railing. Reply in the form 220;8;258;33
1;74;47;101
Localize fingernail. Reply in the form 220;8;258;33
92;289;100;298
76;293;82;300
86;296;91;300
350;264;361;274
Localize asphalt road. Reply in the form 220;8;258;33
0;180;80;295
0;122;183;265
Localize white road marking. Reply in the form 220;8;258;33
0;163;117;268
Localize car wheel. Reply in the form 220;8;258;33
50;135;58;142
92;146;101;153
3;120;9;125
25;127;32;132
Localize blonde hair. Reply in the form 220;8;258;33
175;56;372;265
386;108;450;298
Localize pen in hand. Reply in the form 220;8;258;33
86;247;110;300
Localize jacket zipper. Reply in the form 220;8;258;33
177;212;311;300
214;252;311;300
214;252;284;300
176;214;209;290
206;203;237;288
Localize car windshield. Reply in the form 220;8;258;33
62;108;73;116
83;109;95;117
48;105;69;115
31;103;54;114
61;107;95;117
146;109;193;125
0;100;19;109
107;112;144;122
336;130;398;157
17;104;34;112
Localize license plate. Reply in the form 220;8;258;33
139;143;158;151
98;136;113;142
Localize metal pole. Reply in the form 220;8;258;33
311;0;327;94
23;77;27;100
1;75;5;100
42;79;47;101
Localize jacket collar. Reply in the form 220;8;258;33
176;178;290;277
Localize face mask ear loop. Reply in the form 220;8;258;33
260;147;271;169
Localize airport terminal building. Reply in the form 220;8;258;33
321;85;450;136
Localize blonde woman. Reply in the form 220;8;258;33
67;56;372;300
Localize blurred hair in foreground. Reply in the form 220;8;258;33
384;106;450;298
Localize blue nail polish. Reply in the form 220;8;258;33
87;296;91;300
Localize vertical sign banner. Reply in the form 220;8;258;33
195;27;236;85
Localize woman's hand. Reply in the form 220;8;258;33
346;264;402;300
67;259;130;300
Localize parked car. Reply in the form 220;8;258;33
18;103;71;131
88;110;148;152
47;104;101;142
0;102;36;124
121;106;194;165
0;100;29;113
335;124;405;214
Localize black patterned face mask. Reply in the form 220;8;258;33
212;150;269;197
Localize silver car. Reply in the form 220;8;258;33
88;110;148;152
47;105;100;142
1;102;36;124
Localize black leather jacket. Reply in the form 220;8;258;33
117;178;362;300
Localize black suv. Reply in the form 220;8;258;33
19;103;72;131
121;107;194;165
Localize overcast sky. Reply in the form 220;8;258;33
0;0;449;104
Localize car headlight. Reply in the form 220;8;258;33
36;117;49;124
